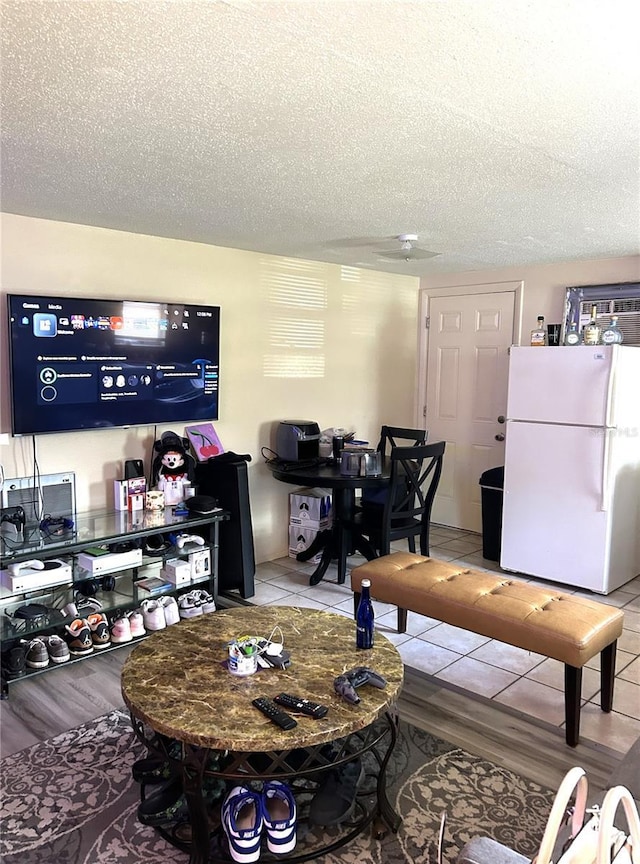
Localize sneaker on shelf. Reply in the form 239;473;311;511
140;599;166;631
126;610;146;638
132;755;173;785
110;616;133;644
191;589;216;614
221;786;263;864
177;592;203;619
86;612;111;649
137;777;188;827
308;759;365;826
1;643;28;679
262;780;297;855
64;618;94;656
157;596;180;626
74;593;103;613
45;634;71;664
20;637;49;669
60;601;78;618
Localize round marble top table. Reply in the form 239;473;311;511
121;605;404;752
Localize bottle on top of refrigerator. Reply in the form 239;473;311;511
601;316;623;345
582;305;601;345
530;316;547;346
564;321;581;346
356;578;374;649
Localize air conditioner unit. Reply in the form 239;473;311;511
565;282;640;346
0;472;76;524
578;297;640;346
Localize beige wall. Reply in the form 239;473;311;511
420;256;640;341
0;214;420;563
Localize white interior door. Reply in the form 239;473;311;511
424;290;516;531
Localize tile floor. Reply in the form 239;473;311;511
251;525;640;755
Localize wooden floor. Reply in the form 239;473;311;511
0;646;621;800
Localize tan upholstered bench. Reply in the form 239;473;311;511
351;552;625;747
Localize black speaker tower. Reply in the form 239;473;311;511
194;455;256;599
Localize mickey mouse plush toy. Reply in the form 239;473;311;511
151;431;196;505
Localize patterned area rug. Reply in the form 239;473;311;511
0;710;553;864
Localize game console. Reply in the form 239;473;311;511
77;547;143;576
333;666;387;704
0;506;26;539
175;533;206;549
2;558;72;592
8;559;45;576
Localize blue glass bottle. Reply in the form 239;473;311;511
356;578;375;649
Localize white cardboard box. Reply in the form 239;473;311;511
114;477;147;511
163;557;191;586
288;524;328;565
189;548;211;579
289;488;332;527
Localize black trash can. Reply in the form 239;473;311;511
478;466;504;562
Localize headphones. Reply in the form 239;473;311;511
108;539;141;554
76;573;117;596
142;534;174;555
40;515;75;537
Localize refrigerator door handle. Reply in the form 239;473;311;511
605;354;616;428
601;428;612;512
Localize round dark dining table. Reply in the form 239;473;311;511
268;459;390;585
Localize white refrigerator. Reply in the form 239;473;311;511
501;345;640;593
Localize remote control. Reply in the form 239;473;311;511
273;693;328;719
251;697;298;730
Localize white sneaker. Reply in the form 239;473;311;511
110;616;132;644
222;786;263;864
191;589;216;614
178;592;203;619
140;599;166;631
158;596;180;626
127;609;146;638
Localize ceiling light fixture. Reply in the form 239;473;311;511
398;233;418;252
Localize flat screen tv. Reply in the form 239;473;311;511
7;294;220;436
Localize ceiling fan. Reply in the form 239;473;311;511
376;234;440;261
325;233;440;261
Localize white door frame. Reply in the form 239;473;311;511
415;280;524;426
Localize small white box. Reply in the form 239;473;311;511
289;488;332;527
189;548;211;579
114;477;147;511
288;525;327;565
163;557;192;586
128;492;145;512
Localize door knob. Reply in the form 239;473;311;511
495;433;505;442
497;415;505;424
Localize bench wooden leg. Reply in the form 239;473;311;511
564;664;582;747
397;608;407;633
354;591;408;634
600;641;616;712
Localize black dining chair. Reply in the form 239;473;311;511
376;425;427;454
356;441;446;558
360;425;428;509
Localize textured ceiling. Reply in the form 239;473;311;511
2;0;639;276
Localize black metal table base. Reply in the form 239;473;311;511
131;712;402;864
295;488;378;586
